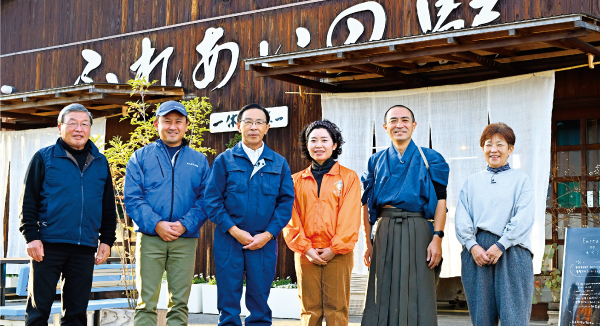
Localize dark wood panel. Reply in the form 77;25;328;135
554;67;600;101
3;0;599;54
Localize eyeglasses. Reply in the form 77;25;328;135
63;121;91;129
240;119;267;127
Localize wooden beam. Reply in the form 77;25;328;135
484;47;518;57
90;86;184;96
323;73;380;83
292;71;343;78
86;108;113;116
0;122;53;130
87;104;122;111
545;40;572;49
268;74;344;93
252;29;589;77
328;46;595;81
1;111;57;122
381;60;418;69
430;54;467;63
0;93;105;111
451;51;519;75
554;96;600;110
560;37;600;57
351;64;426;87
91;97;130;106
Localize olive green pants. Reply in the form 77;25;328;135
134;233;198;326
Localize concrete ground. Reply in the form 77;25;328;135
188;313;550;325
0;312;550;325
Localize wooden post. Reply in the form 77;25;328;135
3;162;9;259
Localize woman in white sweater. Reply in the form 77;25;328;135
455;122;535;326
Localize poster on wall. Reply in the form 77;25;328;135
559;227;600;325
209;106;288;133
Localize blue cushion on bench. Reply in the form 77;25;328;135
0;298;131;316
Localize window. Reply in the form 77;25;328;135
548;114;600;269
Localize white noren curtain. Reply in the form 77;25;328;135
322;71;554;277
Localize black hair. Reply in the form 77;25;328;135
384;105;415;123
298;120;344;161
237;103;270;124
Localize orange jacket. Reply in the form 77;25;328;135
283;162;361;255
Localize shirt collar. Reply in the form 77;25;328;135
241;141;264;164
392;144;403;160
241;141;264;154
487;163;511;173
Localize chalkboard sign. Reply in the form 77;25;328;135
559;227;600;325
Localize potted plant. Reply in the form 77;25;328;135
201;276;219;315
188;274;208;313
545;269;562;302
539;243;562;302
268;277;300;319
5;274;18;288
157;273;206;313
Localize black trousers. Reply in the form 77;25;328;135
25;246;95;326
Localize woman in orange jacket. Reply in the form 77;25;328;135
283;120;362;326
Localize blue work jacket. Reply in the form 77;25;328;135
37;139;110;247
124;139;209;238
204;142;295;237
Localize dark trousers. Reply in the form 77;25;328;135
461;230;534;326
214;230;277;326
25;246;95;326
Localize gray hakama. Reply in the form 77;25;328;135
361;208;439;326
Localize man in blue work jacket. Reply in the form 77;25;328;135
124;101;210;326
205;103;295;326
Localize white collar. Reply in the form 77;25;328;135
241;142;264;165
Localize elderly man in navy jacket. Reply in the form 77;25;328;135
205;103;294;326
124;101;210;326
19;103;117;326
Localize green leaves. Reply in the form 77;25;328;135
181;96;215;155
544;268;562;291
226;134;242;149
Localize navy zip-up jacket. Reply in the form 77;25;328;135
19;138;117;248
124;139;209;237
204;142;294;237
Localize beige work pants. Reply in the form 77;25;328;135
295;250;354;326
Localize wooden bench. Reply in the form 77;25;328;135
0;264;134;326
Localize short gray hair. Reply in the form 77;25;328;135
58;103;93;126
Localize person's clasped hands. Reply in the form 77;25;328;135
155;220;186;241
470;244;504;267
304;247;336;265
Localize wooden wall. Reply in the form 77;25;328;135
2;0;600;280
3;0;599;55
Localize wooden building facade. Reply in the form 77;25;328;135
2;0;600;287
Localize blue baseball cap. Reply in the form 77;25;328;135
156;100;187;117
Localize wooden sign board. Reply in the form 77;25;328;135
559;227;600;325
209;106;289;133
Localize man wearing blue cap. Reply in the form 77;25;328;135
124;100;210;326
